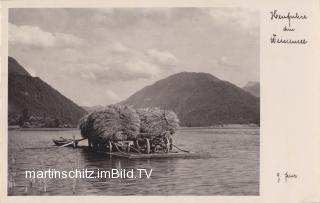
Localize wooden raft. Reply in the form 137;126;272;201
105;151;201;159
53;136;203;159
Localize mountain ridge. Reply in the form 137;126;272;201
8;56;86;127
8;56;31;76
121;72;260;126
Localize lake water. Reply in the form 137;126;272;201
8;128;259;196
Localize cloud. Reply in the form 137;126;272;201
147;49;178;66
67;57;161;84
57;40;175;84
55;32;85;47
80;71;96;81
91;8;172;26
123;58;160;77
205;8;259;33
212;56;234;68
9;23;56;47
110;41;129;54
9;23;85;48
105;89;120;102
217;56;229;66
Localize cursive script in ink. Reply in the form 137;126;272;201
270;10;307;27
270;34;307;44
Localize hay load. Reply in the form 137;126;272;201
79;104;140;141
136;108;179;136
78;111;94;138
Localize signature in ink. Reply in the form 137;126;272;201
277;172;298;183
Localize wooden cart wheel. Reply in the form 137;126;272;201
164;137;170;153
145;138;150;154
169;137;173;151
135;140;140;150
108;141;112;153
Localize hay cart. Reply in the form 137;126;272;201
52;132;197;159
100;131;174;154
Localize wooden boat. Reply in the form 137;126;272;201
52;137;73;146
52;137;87;147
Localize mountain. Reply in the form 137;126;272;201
243;81;260;97
81;105;104;112
121;72;260;126
8;56;86;127
8;56;31;76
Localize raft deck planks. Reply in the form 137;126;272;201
105;151;201;159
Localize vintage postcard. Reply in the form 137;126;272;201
0;0;319;203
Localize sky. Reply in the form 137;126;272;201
9;8;259;106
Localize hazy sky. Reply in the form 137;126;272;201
9;8;259;106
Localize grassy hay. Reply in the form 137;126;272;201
78;104;140;141
137;108;179;136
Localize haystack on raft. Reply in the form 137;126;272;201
79;104;140;142
136;108;179;136
79;104;179;149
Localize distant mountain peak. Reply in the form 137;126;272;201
243;81;260;97
81;105;104;112
121;72;260;126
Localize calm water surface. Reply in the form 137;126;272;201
8;128;259;196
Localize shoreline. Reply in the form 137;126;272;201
180;126;259;130
8;125;259;131
8;127;78;131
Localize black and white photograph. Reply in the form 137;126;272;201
7;8;260;196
